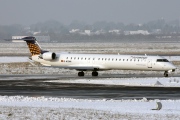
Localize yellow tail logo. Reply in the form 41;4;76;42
27;42;41;56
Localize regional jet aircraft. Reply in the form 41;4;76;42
12;36;176;77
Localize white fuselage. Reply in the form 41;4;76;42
32;53;176;72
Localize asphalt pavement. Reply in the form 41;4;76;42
0;74;180;100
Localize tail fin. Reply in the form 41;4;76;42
23;37;42;56
13;36;44;56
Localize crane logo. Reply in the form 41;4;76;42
27;42;41;55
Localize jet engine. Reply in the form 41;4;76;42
42;52;56;60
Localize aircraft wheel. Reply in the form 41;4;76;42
164;71;168;77
78;71;84;77
92;71;98;76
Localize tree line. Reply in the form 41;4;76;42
0;19;180;42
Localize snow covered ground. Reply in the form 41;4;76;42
1;42;180;56
0;96;179;119
0;76;179;119
0;57;28;63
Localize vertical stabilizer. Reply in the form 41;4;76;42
22;37;42;56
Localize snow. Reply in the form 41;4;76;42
0;57;28;63
0;75;180;119
0;96;180;119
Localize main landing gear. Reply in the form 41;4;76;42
78;71;98;77
78;71;84;77
92;71;98;76
164;71;168;77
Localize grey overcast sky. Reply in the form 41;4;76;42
0;0;179;25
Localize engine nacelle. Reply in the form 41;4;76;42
42;52;56;60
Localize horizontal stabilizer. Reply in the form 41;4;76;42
12;40;26;42
4;39;26;42
4;36;36;42
7;36;42;56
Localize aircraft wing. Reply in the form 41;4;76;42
41;64;107;71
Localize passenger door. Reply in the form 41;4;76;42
147;59;152;68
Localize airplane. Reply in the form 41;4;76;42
11;36;176;77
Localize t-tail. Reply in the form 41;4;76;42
19;36;42;56
13;36;56;60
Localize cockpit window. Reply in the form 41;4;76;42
157;59;169;62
